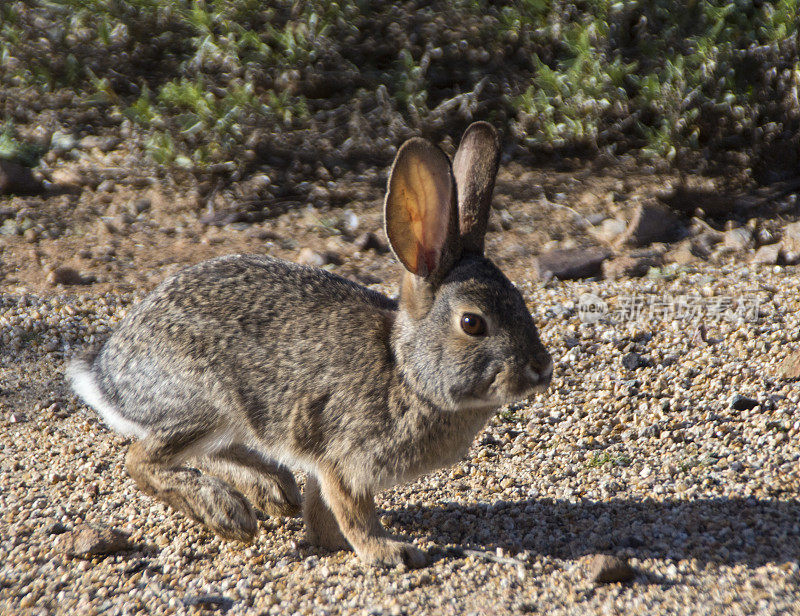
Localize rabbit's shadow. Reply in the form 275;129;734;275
386;497;800;567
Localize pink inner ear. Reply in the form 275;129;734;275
408;159;450;276
385;138;456;278
418;242;437;277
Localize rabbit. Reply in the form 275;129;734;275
67;121;553;568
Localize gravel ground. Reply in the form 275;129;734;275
1;257;799;615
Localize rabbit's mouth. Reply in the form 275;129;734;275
455;396;505;412
450;374;505;411
480;363;551;404
451;360;551;411
456;388;534;412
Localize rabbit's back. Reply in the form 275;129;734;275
91;254;398;441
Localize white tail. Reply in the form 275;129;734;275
67;359;150;439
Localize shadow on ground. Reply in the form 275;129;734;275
390;497;800;567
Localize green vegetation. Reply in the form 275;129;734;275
0;1;797;181
498;406;526;422
0;123;44;166
677;451;717;472
587;451;632;468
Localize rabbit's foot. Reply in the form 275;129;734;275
305;513;350;551
196;447;301;518
303;476;350;551
172;476;259;542
306;526;350;551
244;473;302;518
127;441;258;542
357;539;427;569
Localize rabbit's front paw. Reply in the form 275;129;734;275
248;474;302;518
306;525;350;551
192;477;259;542
303;477;350;551
359;540;427;569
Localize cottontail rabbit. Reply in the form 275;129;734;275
68;122;553;568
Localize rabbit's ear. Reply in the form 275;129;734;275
385;138;460;281
453;122;501;255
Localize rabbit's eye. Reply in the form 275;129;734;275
460;313;487;336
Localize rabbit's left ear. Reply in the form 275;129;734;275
385;138;460;282
453;122;501;255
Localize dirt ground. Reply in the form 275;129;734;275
2;143;800;615
0;142;763;298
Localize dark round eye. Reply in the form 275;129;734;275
460;313;487;336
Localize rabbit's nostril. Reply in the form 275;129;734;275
524;365;539;384
528;357;553;390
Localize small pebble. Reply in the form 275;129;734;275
47;267;95;286
60;525;136;558
353;231;388;253
588;554;636;584
778;351;800;379
621;352;645;370
730;394;759;411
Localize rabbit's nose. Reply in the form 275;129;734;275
526;357;553;391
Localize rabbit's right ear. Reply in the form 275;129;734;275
384;138;460;282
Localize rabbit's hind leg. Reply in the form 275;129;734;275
126;437;258;542
195;445;301;518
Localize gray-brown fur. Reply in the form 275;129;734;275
194;445;301;517
453;121;501;254
303;476;349;551
125;440;258;542
68;122;552;568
